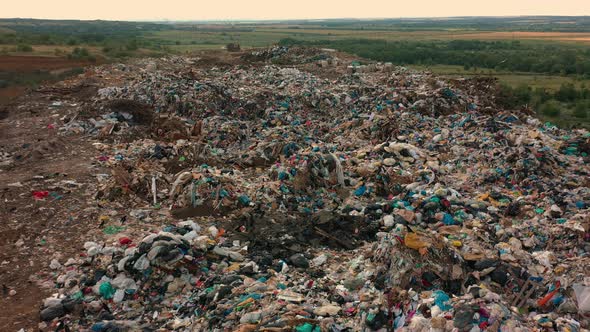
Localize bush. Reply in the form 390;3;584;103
496;84;533;108
126;40;138;51
573;101;589;118
16;44;33;52
68;47;90;59
533;87;552;104
513;84;532;105
539;100;561;117
555;83;578;102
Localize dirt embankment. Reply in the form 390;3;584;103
0;56;97;72
0;55;100;104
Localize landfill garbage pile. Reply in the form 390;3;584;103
31;48;590;331
242;46;337;65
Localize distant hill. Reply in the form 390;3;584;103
1;16;590;33
0;18;168;36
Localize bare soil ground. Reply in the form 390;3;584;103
0;86;106;331
0;55;97;72
0;55;101;106
0;86;27;105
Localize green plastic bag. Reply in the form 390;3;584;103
99;282;115;299
103;225;125;235
295;322;320;332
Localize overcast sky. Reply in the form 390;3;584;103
2;0;590;21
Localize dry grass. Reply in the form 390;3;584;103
146;29;590;51
448;31;590;42
1;45;104;57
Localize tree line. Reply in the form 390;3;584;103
279;38;590;77
497;83;589;119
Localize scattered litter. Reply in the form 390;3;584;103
11;47;587;331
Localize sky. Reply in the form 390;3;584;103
2;0;590;21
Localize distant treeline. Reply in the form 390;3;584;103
304;16;590;32
0;19;167;35
0;30;173;59
0;19;173;57
497;83;589;120
0;20;157;49
280;38;590;76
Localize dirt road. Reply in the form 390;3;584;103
0;79;106;331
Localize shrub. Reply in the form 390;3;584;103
555;83;578;102
68;47;91;59
16;44;33;52
539;100;561;117
126;40;138;51
573;101;589;118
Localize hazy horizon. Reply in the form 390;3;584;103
3;16;590;23
2;0;590;21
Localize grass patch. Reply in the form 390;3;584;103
409;64;590;91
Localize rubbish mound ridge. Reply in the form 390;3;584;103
33;48;589;331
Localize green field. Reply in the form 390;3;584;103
146;28;590;50
409;64;590;91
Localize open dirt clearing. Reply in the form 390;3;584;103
0;55;96;72
0;89;107;330
0;56;99;105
